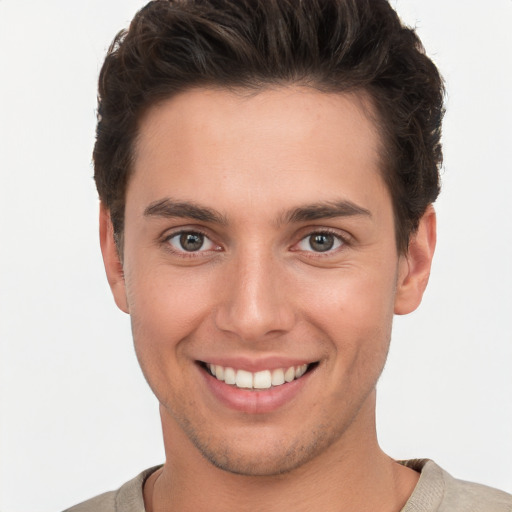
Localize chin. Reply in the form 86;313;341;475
198;444;321;477
183;421;333;477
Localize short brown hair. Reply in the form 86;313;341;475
94;0;444;253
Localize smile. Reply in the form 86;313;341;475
205;363;310;390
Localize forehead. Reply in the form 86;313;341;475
129;87;388;221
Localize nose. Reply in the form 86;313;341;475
214;248;295;342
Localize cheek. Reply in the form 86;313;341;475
125;268;211;407
301;264;397;330
298;262;397;377
126;261;210;332
123;265;208;377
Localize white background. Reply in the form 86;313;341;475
1;1;511;510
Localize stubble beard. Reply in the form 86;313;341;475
161;378;380;478
172;409;333;477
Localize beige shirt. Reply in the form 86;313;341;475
64;459;512;511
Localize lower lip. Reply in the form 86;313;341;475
200;366;313;414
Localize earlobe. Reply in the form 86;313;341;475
99;204;129;314
394;205;437;315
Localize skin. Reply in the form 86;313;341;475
100;87;436;511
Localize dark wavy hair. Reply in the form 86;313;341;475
94;0;444;254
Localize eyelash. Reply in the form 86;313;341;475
162;229;221;258
161;227;350;258
293;229;349;256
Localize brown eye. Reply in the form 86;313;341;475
179;232;204;251
167;231;217;253
296;232;343;253
309;234;334;252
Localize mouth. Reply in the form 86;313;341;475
201;362;318;390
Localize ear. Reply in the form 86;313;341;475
99;203;129;313
394;205;437;315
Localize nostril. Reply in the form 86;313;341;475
213;299;296;342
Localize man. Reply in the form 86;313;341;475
65;0;512;510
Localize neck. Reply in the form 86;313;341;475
145;393;419;512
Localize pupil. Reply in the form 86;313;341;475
310;234;334;252
180;233;204;251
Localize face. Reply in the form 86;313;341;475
102;87;434;476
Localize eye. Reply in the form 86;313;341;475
296;232;344;253
166;231;218;253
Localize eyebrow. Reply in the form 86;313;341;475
279;200;372;225
143;198;371;226
144;198;227;224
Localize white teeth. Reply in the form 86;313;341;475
295;364;307;378
207;363;311;389
236;369;253;389
253;370;272;389
284;366;295;383
224;367;236;385
271;368;285;386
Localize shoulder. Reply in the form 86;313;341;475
401;459;512;512
441;469;512;512
63;490;116;512
63;466;162;512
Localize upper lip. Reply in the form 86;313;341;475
197;356;317;373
